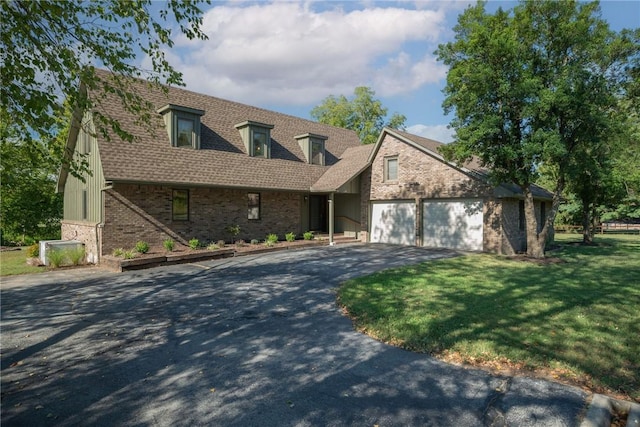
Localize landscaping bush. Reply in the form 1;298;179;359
236;239;246;247
303;231;314;240
285;232;296;242
265;233;278;247
47;248;67;268
26;243;39;258
135;241;149;254
123;250;136;259
113;248;124;257
163;238;174;252
68;246;85;266
250;239;260;245
226;225;241;243
188;238;200;250
217;239;226;248
207;242;219;250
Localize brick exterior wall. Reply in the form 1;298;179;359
61;220;101;264
101;184;302;252
367;134;506;252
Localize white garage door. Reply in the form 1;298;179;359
422;200;483;251
370;202;416;245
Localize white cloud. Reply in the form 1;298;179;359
406;123;455;143
167;2;447;106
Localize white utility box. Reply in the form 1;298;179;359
39;240;83;266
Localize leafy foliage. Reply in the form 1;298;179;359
311;87;406;144
0;109;63;243
163;238;175;252
188;238;200;250
0;0;208;176
135;241;149;254
285;232;296;242
303;231;314;241
435;0;638;257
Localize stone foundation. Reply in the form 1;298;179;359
61;220;101;264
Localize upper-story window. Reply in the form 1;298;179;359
384;156;398;181
235;120;274;158
157;104;205;149
177;118;195;147
295;133;327;165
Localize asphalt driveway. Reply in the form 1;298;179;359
1;244;587;426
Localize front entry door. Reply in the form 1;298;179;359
309;195;327;232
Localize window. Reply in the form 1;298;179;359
252;130;268;158
177;118;195;147
248;193;260;220
83;130;91;154
235;121;274;158
311;139;324;165
82;189;88;220
294;133;328;164
157;104;205;149
519;200;525;231
384;156;398;181
172;189;189;221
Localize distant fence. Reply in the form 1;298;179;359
555;223;640;235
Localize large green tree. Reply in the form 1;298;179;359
0;109;64;243
436;0;638;258
311;87;406;145
1;0;209;176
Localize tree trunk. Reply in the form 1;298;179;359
524;187;546;258
582;204;593;244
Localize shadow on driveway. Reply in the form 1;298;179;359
1;245;586;426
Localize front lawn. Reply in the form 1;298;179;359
338;234;640;400
0;248;43;276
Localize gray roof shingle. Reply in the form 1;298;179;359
311;144;374;192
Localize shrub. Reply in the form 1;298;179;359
113;248;124;257
285;232;296;242
236;239;246;247
47;248;67;268
226;225;241;242
250;239;260;245
26;243;39;258
188;238;200;250
303;231;314;240
163;238;174;252
217;239;226;248
207;242;219;250
135;241;149;254
123;250;136;259
266;233;278;244
68;246;86;266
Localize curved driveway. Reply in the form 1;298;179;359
1;244;586;426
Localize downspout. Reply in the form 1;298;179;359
328;193;335;246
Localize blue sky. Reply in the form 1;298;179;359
157;1;640;143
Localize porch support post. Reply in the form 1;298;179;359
328;192;335;246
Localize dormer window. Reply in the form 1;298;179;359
157;104;205;149
235;121;274;158
295;133;327;165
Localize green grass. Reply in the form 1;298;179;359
338;234;640;399
0;249;44;276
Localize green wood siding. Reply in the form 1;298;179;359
63;116;105;223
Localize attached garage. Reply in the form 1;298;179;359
422;199;483;251
370;201;416;245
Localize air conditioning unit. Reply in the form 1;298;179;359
39;240;84;266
